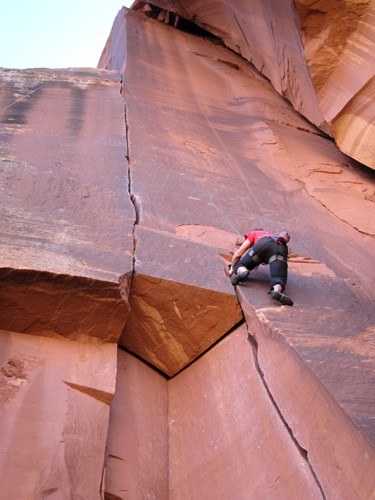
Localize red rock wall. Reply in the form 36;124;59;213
0;68;134;344
168;326;324;499
0;68;133;497
104;350;168;499
0;68;134;283
106;327;375;498
1;2;375;498
296;0;375;168
0;330;116;499
135;0;375;170
239;298;375;499
99;7;375;498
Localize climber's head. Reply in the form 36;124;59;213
278;231;290;243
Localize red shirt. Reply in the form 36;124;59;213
245;230;273;247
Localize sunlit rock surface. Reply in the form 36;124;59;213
0;68;134;282
296;0;375;169
168;326;324;499
1;1;375;498
136;0;375;170
99;6;375;498
0;68;133;497
121;229;242;376
0;68;134;343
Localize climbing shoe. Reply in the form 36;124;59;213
271;290;293;306
231;270;250;286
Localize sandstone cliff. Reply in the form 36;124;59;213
135;0;375;170
1;2;375;499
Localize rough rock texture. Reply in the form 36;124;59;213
1;1;375;498
135;0;375;169
137;0;327;130
0;268;130;343
121;228;242;375
296;0;375;168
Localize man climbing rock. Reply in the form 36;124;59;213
229;229;293;306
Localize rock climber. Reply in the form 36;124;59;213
229;229;293;306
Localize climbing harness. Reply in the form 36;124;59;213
268;254;287;264
248;236;288;266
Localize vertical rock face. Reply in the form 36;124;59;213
168;326;324;499
0;68;134;343
99;5;375;499
0;68;134;497
104;350;168;499
0;330;117;499
101;9;244;375
238;296;375;499
134;0;375;169
0;68;134;282
0;70;134;342
1;1;375;499
138;0;328;130
296;0;375;168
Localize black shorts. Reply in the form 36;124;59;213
234;236;288;290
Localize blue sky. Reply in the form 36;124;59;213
0;1;134;69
